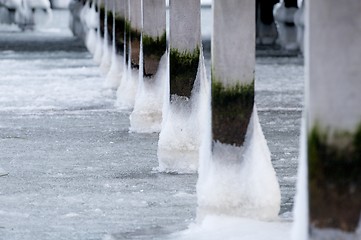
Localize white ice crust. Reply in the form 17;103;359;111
172;215;292;240
130;53;167;133
157;52;204;173
196;53;281;219
197;104;281;220
291;115;308;240
99;4;111;75
115;63;138;110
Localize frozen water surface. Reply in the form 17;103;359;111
0;10;303;240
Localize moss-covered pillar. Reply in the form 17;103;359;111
157;0;201;172
307;0;361;237
113;0;127;55
211;0;255;147
169;0;200;98
104;0;126;89
142;0;166;78
129;0;166;133
273;0;299;51
115;0;138;109
129;0;142;69
197;0;280;221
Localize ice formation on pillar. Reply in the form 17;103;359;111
130;0;167;133
197;0;280;221
93;0;103;65
99;2;112;75
115;0;139;109
293;0;304;53
130;53;167;133
104;1;123;89
197;105;281;220
291;116;308;240
157;0;201;173
307;0;361;237
14;0;34;30
273;0;299;51
85;1;98;55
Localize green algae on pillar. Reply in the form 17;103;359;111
308;125;361;232
196;0;280;221
156;0;201;173
212;80;254;146
307;0;361;236
169;0;201;98
129;0;141;69
142;0;166;77
211;0;255;146
98;1;105;37
170;48;200;98
111;0;127;55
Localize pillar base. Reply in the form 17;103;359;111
197;106;281;221
274;2;298;51
130;54;167;133
116;67;138;110
310;227;361;240
157;95;200;174
105;54;123;90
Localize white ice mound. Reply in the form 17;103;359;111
197;105;281;221
171;215;292;240
157;94;200;173
115;66;138;110
93;34;103;65
291;115;308;240
156;52;204;174
104;53;123;89
99;42;112;75
85;28;97;55
129;53;167;133
85;1;98;29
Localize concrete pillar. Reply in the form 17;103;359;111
293;0;304;54
157;0;201;173
274;0;299;51
129;0;141;69
197;0;280;221
307;0;361;238
69;0;87;39
104;0;125;89
100;0;112;74
256;0;279;45
211;0;255;147
142;0;166;78
129;0;166;133
115;0;138;109
169;0;201;98
113;0;127;55
93;0;104;64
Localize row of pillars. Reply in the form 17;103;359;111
69;0;361;238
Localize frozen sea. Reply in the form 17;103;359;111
0;9;303;240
